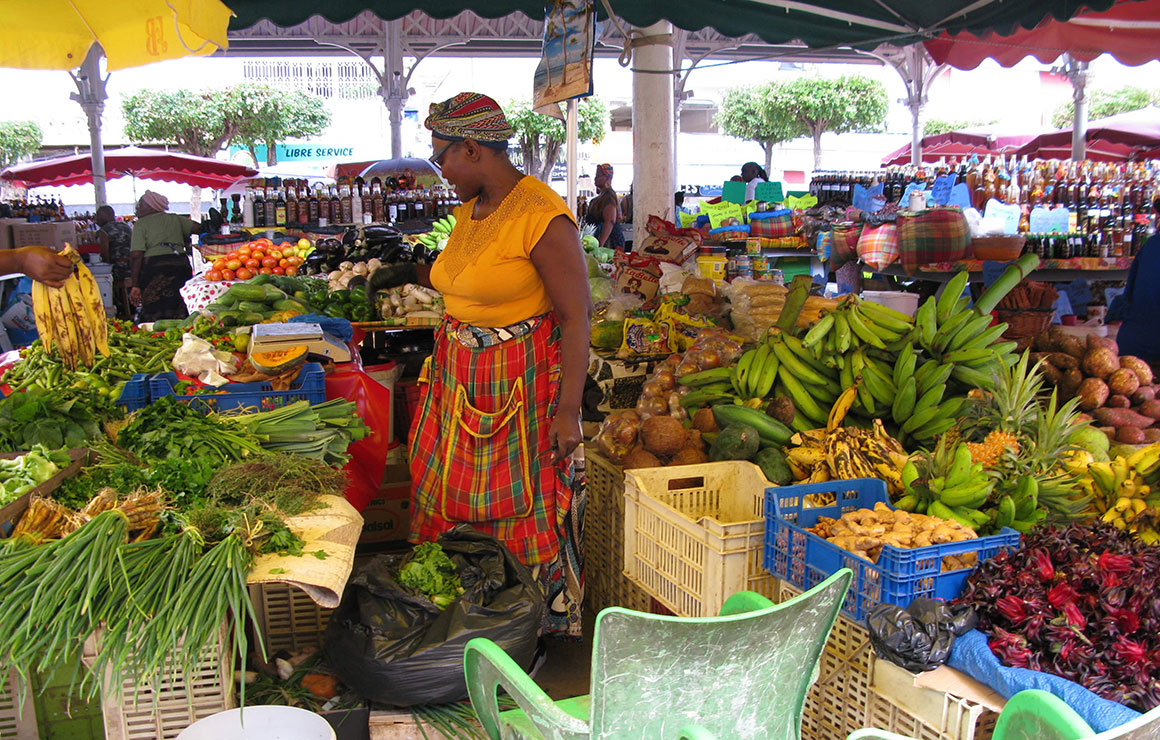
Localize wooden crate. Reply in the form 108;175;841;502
584;450;651;615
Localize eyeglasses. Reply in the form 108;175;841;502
429;141;456;169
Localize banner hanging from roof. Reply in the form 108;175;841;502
533;0;597;112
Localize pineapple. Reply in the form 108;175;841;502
966;352;1041;468
967;430;1020;467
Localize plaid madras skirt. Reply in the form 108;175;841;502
409;312;572;568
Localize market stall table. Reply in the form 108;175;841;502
879;256;1131;283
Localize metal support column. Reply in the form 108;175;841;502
70;44;108;208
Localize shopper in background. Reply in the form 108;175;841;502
95;205;133;319
365;92;592;638
0;246;74;287
741;161;769;202
584;163;625;250
1110;230;1160;366
128;191;196;322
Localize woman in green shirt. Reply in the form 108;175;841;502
128;191;197;322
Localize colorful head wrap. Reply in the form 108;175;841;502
596;163;614;178
424;93;514;143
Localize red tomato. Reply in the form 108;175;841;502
286;256;302;267
205;270;222;282
244;258;260;269
226;251;239;261
221;269;236;281
284;264;298;276
212;259;228;272
278;258;290;269
238;246;251;257
251;250;265;260
236;267;254;281
254;238;273;248
269;249;283;260
272;267;285;276
259;267;274;275
261;256;278;268
226;259;242;271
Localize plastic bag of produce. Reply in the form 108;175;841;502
867;598;977;672
324;524;543;707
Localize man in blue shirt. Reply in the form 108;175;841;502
1113;232;1160;364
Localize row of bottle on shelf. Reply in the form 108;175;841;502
1;196;69;221
232;176;461;229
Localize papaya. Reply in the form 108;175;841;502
250;345;308;374
753;447;792;485
590;320;625;350
708;423;761;462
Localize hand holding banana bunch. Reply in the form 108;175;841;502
30;245;110;371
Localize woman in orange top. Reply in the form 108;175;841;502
366;93;592;638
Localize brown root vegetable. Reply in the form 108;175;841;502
1060;368;1084;399
1057;333;1086;360
1120;356;1155;386
1040;362;1063;386
1082;347;1120;379
1092;407;1155;429
1144;428;1160;444
1077;377;1110;411
641;415;688;456
1131;386;1157;405
691;407;719;433
1116;427;1147;445
623;447;663;469
765;397;796;426
1086;333;1119;354
1047;352;1080;371
1108;368;1141;396
669;446;710;465
1139;399;1160;421
1098;426;1118;443
1076;412;1094;424
1107;395;1131;409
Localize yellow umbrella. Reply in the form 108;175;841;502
2;0;233;71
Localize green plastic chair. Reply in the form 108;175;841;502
463;569;853;740
849;688;1160;740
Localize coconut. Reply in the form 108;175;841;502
1108;368;1141;397
1077;377;1110;411
623;447;663;469
640;415;688;457
669;446;710;465
1120;356;1155;386
1081;347;1120;379
691;408;719;434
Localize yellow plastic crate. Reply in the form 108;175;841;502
622;461;780;617
584;450;652;614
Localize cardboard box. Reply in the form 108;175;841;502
11;222;77;250
0;218;25;251
358;482;412;547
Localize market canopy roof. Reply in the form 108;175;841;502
1014;107;1160;162
225;0;1125;50
924;0;1160;69
1;147;259;189
880;127;1044;167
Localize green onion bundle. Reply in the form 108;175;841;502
230;399;370;465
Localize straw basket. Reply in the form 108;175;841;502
970;236;1025;262
995;308;1054;339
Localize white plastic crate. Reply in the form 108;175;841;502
623;461;780;617
782;582;873;740
249;583;334;654
86;622;234;740
866;655;998;740
0;670;36;739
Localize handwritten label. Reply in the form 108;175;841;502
722;180;747;205
678;211;699;229
983;199;1022;235
754;181;784;203
947;183;973;209
1029;206;1070;234
930;174;958;206
700;200;745;229
785;194;818;210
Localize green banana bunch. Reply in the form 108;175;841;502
418;215;457;250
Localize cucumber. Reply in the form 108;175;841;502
711;404;794;446
248;274;275;286
223;283;267;303
238;312;266;326
272;298;311;313
236;300;268;314
217;310;243;327
261;284;288;303
204;302;231;315
151;319;184;332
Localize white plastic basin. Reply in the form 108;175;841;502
177;706;336;740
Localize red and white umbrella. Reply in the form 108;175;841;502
881;128;1041;167
1;146;257;189
1014;107;1160;162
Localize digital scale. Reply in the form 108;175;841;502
248;322;352;363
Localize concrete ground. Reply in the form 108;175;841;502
533;611;596;701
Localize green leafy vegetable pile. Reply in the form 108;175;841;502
0;445;71;504
116;397;263;464
0;388;119;452
397;542;464;609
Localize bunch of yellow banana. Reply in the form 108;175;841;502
30;245;109;371
1079;446;1160;542
784;387;910;494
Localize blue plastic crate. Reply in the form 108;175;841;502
115;374;151;411
762;478;1020;623
148;362;326;413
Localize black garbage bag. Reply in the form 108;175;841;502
324;524;544;707
867;598;978;673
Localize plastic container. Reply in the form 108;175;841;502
149;363;326;414
115;373;151;411
585;450;652;615
248;583;333;654
763;479;1020;622
623;461;781;617
696;254;727;281
866;654;998;740
862;290;920;318
176;706;336;740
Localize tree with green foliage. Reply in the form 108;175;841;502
0;120;43;169
1052;86;1159;128
505;98;609;182
923;118;997;137
715;86;801;175
122;89;240;158
231;84;330;166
